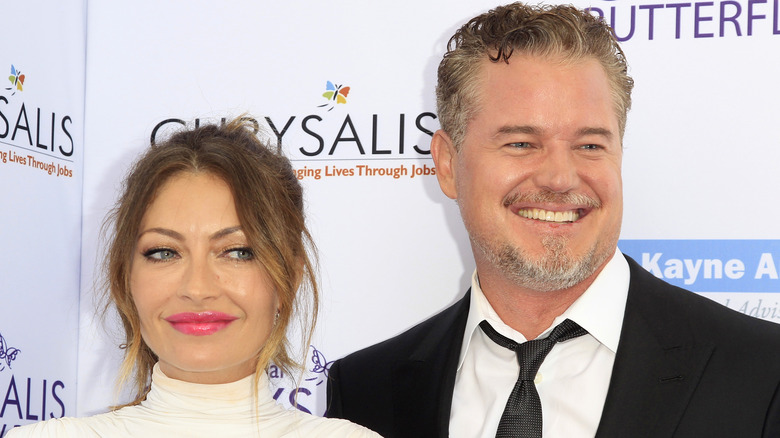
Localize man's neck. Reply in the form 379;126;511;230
476;256;613;340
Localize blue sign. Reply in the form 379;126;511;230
619;240;780;293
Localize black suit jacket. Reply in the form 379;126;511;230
327;255;780;437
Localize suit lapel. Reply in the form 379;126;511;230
388;257;715;437
596;257;714;437
392;292;470;438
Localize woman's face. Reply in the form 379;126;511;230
130;171;278;384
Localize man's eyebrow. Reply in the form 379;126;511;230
494;125;542;138
577;127;614;140
493;125;614;140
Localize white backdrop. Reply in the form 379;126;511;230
0;0;85;435
2;0;779;432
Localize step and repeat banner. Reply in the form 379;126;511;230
0;0;85;435
2;0;779;432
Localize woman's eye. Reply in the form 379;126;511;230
226;248;254;261
144;248;178;261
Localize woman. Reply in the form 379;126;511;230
9;118;380;437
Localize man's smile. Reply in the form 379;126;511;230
516;207;581;223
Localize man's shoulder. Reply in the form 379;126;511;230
326;294;469;435
626;254;780;345
336;293;469;370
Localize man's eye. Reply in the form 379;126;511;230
580;144;601;150
509;142;532;149
144;248;177;261
226;248;254;261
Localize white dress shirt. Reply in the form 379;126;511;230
449;249;630;438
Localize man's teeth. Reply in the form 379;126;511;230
517;208;579;223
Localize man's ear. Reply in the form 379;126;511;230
431;129;458;199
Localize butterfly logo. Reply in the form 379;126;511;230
305;345;333;386
317;81;350;111
0;332;21;372
6;65;25;95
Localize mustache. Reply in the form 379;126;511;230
502;191;601;209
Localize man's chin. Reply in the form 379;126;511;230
477;237;606;293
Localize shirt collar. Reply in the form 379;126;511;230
457;248;630;370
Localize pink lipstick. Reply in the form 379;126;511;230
165;312;238;336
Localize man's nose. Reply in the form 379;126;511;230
532;147;579;193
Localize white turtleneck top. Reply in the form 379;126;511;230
7;364;380;437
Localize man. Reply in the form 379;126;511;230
326;3;780;437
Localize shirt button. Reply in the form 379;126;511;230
534;373;542;384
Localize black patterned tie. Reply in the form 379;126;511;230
479;319;587;438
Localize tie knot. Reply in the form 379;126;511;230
547;318;588;343
480;319;587;380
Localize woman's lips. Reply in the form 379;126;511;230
165;312;238;336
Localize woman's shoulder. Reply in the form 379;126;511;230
5;407;383;438
279;411;382;437
5;416;103;437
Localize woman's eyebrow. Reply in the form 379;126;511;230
137;227;184;241
210;226;243;241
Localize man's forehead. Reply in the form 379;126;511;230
466;54;622;139
474;53;606;86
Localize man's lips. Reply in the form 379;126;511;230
504;191;599;224
165;312;238;336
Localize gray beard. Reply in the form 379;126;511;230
474;233;608;292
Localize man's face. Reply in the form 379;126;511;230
432;54;623;292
